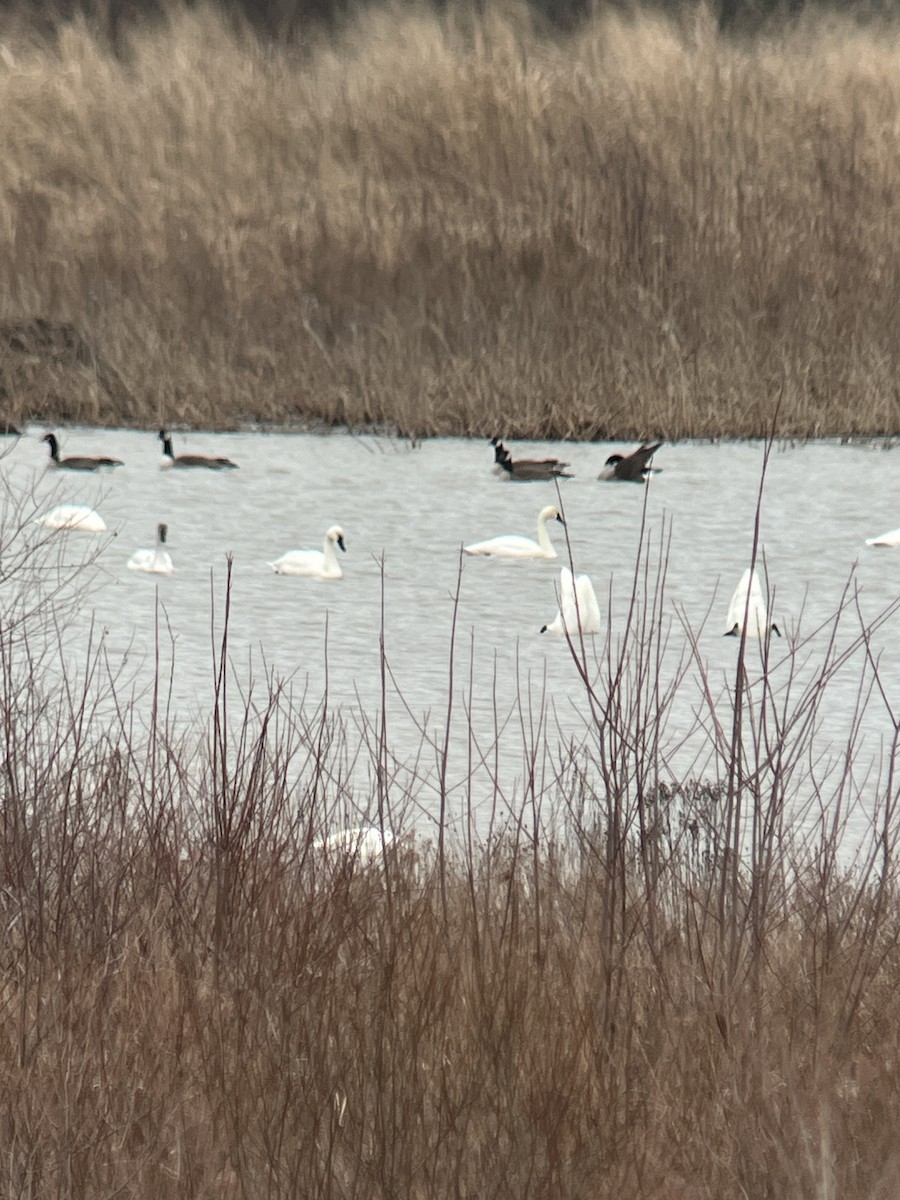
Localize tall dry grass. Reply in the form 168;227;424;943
0;3;898;437
3;460;900;1196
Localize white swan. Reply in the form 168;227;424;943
313;826;397;867
724;568;781;638
269;525;346;578
865;528;900;547
128;523;174;575
464;505;564;559
541;568;601;634
36;504;107;532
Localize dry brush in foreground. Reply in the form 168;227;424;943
2;474;900;1196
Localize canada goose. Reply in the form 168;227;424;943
491;438;569;469
128;523;174;574
865;528;900;547
36;504;107;532
541;568;602;635
492;439;573;481
598;441;663;483
464;504;565;558
269;525;346;578
158;429;238;470
724;568;781;639
42;432;123;472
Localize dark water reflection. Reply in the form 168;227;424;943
3;428;900;846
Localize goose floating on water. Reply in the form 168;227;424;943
42;432;123;472
492;440;572;481
464;504;565;559
158;429;238;470
724;568;781;639
491;438;570;477
598;441;663;483
541;567;601;635
36;504;107;532
269;525;346;578
128;523;174;574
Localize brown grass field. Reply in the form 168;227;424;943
0;3;897;437
3;472;900;1197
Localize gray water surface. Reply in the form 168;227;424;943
3;429;900;844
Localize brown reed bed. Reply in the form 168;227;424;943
3;466;900;1197
0;4;897;439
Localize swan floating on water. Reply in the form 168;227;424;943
269;525;346;578
464;505;565;559
313;826;397;867
36;504;107;532
865;527;900;547
541;568;601;634
724;568;781;639
128;523;174;574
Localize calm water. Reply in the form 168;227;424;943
3;429;900;844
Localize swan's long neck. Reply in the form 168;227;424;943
322;535;338;569
536;513;555;555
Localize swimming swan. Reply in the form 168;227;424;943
313;826;397;867
158;429;238;470
464;505;565;558
269;525;346;578
541;568;601;635
598;441;663;483
36;504;107;532
724;568;781;638
42;432;123;472
128;523;174;574
865;527;900;547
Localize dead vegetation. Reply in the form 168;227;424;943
0;5;897;436
3;467;900;1196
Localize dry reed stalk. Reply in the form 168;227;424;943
0;5;896;436
3;446;900;1196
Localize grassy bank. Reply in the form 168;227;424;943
3;473;900;1196
0;4;898;439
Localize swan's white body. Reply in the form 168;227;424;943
313;826;396;866
725;568;780;638
541;568;601;635
128;524;174;575
269;525;346;578
36;505;107;533
464;505;564;559
866;528;900;547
